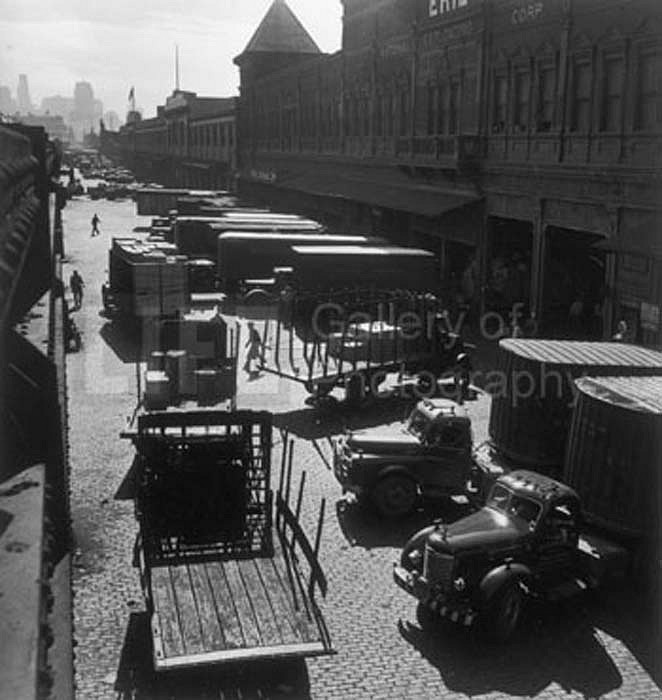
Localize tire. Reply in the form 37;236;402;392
372;474;417;518
485;581;523;641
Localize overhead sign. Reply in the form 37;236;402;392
511;2;544;25
429;0;468;18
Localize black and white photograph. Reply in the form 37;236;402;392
1;0;661;698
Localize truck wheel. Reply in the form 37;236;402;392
485;581;523;641
372;474;417;518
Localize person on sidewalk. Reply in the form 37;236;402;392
91;213;101;236
69;270;85;309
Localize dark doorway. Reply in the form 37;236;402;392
485;217;533;314
543;227;606;339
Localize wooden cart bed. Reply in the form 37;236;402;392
145;534;328;670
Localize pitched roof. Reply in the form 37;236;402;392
239;0;321;57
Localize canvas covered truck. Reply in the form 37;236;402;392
563;375;662;590
289;245;438;293
123;410;333;671
174;216;324;259
394;469;630;641
135;188;233;216
217;232;380;295
485;339;662;477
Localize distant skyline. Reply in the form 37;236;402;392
0;1;343;121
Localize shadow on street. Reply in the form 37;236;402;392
114;613;312;699
397;598;625;698
273;394;416;441
335;496;473;550
99;320;144;363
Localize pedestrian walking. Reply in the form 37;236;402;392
243;321;263;374
69;270;85;309
91;213;101;236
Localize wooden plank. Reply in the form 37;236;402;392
154;640;328;671
187;563;225;653
169;565;205;655
223;560;262;648
236;558;283;647
150;566;185;659
253;555;306;645
204;561;244;650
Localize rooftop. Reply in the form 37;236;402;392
236;0;321;62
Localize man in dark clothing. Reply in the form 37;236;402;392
243;322;263;374
70;270;84;309
91;213;101;236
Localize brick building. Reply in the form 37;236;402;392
115;91;237;190
235;0;662;343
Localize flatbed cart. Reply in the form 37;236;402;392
259;289;467;402
122;409;334;671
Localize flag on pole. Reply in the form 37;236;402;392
128;86;135;102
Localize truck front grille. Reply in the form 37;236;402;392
423;545;454;591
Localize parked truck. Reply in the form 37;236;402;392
563;375;662;584
123;410;333;671
260;289;467;403
487;339;662;476
217;232;380;294
135;188;232;216
289;245;438;293
394;469;629;640
333;398;475;517
174;216;324;259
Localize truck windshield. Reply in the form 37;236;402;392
406;409;430;439
487;484;542;527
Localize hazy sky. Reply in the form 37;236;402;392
0;0;342;119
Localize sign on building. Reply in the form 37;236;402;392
429;0;468;18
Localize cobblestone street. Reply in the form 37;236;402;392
65;194;661;699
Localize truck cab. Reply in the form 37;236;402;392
333;399;473;517
394;470;629;639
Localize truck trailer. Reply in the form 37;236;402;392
217;232;380;293
289;245;438;293
124;410;333;671
174;216;324;259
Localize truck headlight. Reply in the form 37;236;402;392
453;576;466;592
407;550;422;567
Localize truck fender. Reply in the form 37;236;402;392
400;524;436;568
479;562;532;605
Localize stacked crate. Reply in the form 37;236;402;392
161;255;189;316
109;238;190;319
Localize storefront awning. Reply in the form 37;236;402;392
261;169;482;219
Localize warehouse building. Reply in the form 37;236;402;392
235;0;662;343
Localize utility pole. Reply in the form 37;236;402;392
175;45;180;91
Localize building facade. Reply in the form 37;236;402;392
236;0;662;343
114;91;237;190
